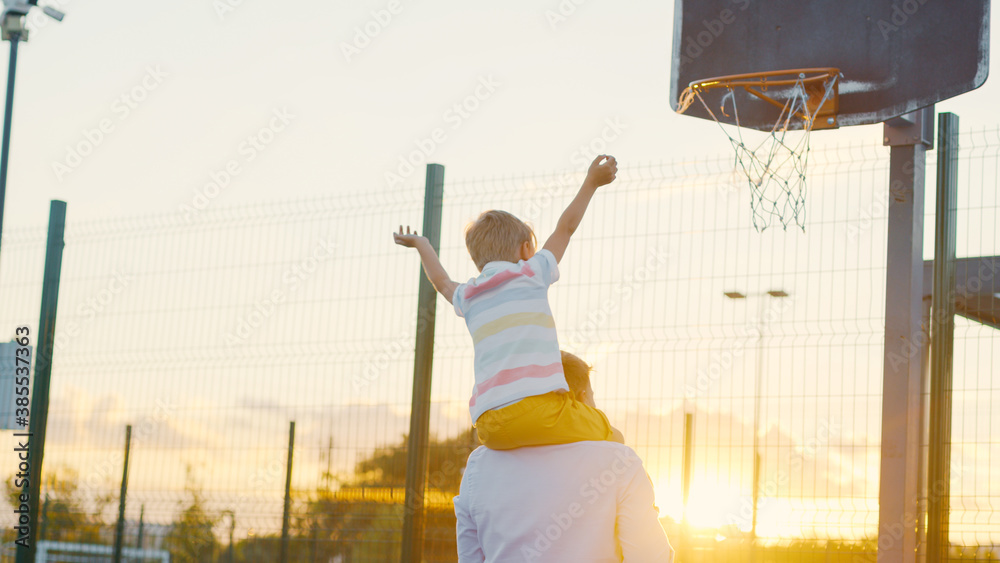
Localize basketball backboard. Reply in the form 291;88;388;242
670;0;990;131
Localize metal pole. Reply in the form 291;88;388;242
226;510;235;563
751;451;760;545
311;523;318;563
38;494;48;542
280;421;295;563
751;297;765;548
878;108;933;563
927;113;959;563
0;33;20;271
400;163;445;563
137;504;145;550
682;413;693;514
917;296;932;563
16;200;66;563
681;412;694;560
113;425;133;563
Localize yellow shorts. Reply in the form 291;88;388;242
475;391;615;450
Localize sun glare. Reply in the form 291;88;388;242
678;484;743;530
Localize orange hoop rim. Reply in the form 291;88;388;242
685;67;840;91
677;67;840;127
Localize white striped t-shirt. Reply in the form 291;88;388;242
452;249;568;422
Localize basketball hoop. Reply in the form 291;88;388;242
677;68;841;231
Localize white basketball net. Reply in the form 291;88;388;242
682;73;840;232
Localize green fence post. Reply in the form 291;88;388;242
927;112;959;563
16;200;67;563
401;163;445;563
113;424;133;563
280;421;296;563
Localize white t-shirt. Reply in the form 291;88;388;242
452;249;569;421
454;441;674;562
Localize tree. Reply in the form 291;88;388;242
294;427;479;561
164;466;221;563
352;427;478;493
4;465;114;544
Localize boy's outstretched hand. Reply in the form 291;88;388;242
393;225;427;248
393;224;458;303
541;154;619;263
585;154;618;188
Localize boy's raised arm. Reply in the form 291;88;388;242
394;225;459;303
542;155;617;263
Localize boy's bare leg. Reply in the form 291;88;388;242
611;426;625;444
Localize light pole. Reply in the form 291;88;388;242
222;510;235;563
724;289;789;550
0;0;65;277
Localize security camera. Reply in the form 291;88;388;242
1;1;31;16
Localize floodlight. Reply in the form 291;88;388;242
41;5;63;20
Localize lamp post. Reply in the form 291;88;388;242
0;0;65;276
222;510;235;563
724;289;789;550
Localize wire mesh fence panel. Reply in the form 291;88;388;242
0;128;997;562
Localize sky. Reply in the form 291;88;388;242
0;0;998;548
1;0;998;230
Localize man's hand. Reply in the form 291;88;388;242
394;225;427;248
584;155;618;188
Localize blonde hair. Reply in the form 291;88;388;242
560;350;592;395
464;210;536;271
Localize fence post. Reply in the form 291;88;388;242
681;412;694;561
137;504;145;550
280;421;296;563
927;112;959;563
39;495;48;542
16;200;67;563
113;424;133;563
401;163;445;563
223;509;235;563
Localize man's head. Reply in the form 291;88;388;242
561;350;596;408
465;210;537;271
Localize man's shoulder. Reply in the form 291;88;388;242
466;445;488;462
470;441;640;464
463;443;645;500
